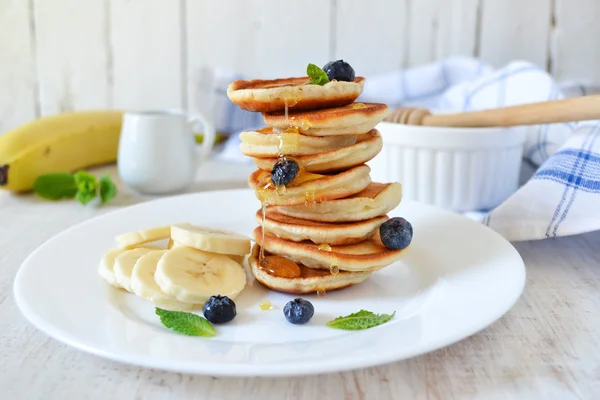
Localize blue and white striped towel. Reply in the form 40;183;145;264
194;57;600;242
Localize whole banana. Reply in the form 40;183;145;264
0;110;123;193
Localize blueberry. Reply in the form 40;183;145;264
379;217;413;250
322;60;355;82
202;295;236;324
271;157;299;186
283;298;314;324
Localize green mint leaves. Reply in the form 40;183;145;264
33;172;78;200
306;63;330;86
74;171;98;205
33;170;117;206
155;308;216;337
326;310;396;330
99;175;117;204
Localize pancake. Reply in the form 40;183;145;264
239;127;357;157
252;129;383;173
248;164;371;206
248;244;371;294
275;182;402;222
253;227;407;272
263;103;389;136
227;77;366;113
256;208;388;245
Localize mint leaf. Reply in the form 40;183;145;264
155;308;216;337
74;170;97;193
99;174;117;204
74;170;98;205
306;63;329;85
326;309;396;330
32;172;77;200
75;190;96;205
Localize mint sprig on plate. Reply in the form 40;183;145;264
326;310;396;330
306;63;330;86
33;170;117;206
155;308;216;337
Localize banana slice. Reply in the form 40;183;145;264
155;246;247;304
170;240;245;265
170;223;251;256
228;254;245;265
130;250;196;311
114;247;156;292
115;226;171;248
98;247;129;288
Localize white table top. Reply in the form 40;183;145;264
1;160;599;399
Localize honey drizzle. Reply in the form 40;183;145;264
258;181;272;262
259;255;301;278
260;300;272;310
301;119;311;131
330;264;339;276
305;190;316;207
317;289;327;297
318;244;332;252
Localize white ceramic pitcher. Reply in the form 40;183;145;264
117;109;215;195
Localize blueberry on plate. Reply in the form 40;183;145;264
202;295;237;324
271;157;299;186
322;60;355;82
283;298;314;324
379;217;413;250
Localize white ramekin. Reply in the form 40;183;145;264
368;121;527;212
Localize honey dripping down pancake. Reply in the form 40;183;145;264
253;227;408;273
226;59;413;296
248;244;371;295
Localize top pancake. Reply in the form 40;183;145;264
227;77;365;113
263;102;390;136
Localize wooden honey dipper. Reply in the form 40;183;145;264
383;94;600;127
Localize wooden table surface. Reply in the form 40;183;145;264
1;160;599;400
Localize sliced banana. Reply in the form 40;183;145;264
98;247;129;288
115;226;172;248
170;240;245;265
170;223;251;256
114;247;156;292
155;246;247;304
228;254;245;265
130;250;195;311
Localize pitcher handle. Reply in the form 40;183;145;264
188;112;216;163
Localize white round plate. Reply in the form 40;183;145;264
14;189;525;377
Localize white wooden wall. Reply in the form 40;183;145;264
1;0;599;133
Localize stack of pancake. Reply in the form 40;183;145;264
227;73;408;295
